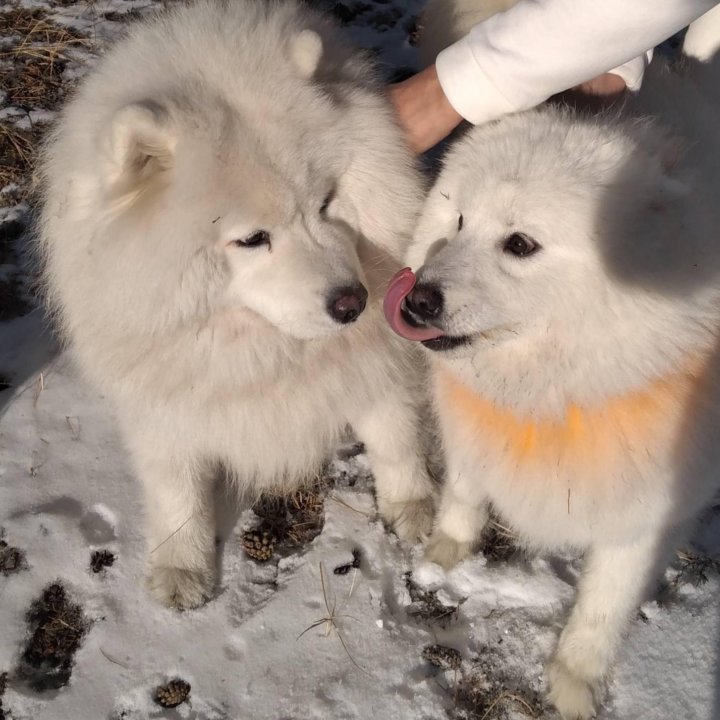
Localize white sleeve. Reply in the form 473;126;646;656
436;0;719;125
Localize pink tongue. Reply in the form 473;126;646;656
383;267;444;342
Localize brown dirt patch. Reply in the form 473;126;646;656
17;582;89;691
0;121;48;204
0;6;89;62
435;646;546;720
0;536;27;575
0;671;7;720
1;57;65;111
90;549;115;574
404;571;464;627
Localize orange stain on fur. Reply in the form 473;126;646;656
438;367;698;469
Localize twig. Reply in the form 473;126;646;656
297;563;369;675
149;515;193;554
478;691;539;720
327;494;371;517
65;415;80;440
32;372;44;407
99;647;130;669
487;518;516;538
54;615;81;633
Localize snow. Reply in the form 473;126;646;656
3;322;720;719
2;1;720;719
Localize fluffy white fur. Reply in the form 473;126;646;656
406;26;720;720
37;0;436;609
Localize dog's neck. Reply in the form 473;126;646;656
437;292;720;416
435;362;704;469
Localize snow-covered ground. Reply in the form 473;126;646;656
2;2;720;719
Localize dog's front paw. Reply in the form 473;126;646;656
423;529;472;570
379;496;435;543
547;657;600;720
147;565;215;610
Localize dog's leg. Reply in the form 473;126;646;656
351;397;436;543
424;462;488;569
547;533;674;719
133;446;217;610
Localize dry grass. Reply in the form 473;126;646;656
438;647;545;720
674;548;720;586
657;547;720;608
297;562;366;674
455;680;543;720
0;531;27;575
0;7;90;66
0;122;43;191
0;5;93;204
17;583;89;691
479;519;520;563
1;57;65;110
0;671;7;720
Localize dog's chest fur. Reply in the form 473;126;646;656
434;364;707;546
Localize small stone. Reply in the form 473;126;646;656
422;644;462;671
154;679;191;708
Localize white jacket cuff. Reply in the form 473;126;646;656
608;51;653;91
436;35;517;125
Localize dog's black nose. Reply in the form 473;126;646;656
327;284;368;324
406;283;443;321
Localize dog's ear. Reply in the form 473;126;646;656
289;29;323;78
102;101;176;190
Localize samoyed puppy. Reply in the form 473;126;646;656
38;0;437;610
384;24;720;720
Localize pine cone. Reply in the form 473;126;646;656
155;679;190;708
242;529;276;562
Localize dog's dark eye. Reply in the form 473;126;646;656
458;213;463;231
320;190;335;216
233;230;271;249
503;233;539;257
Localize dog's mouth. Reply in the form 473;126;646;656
383;267;444;342
383;268;471;351
385;267;507;352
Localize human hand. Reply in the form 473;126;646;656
388;64;463;154
553;72;627;113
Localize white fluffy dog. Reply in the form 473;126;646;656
38;0;436;609
385;22;720;720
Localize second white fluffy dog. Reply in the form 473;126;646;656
385;39;720;720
